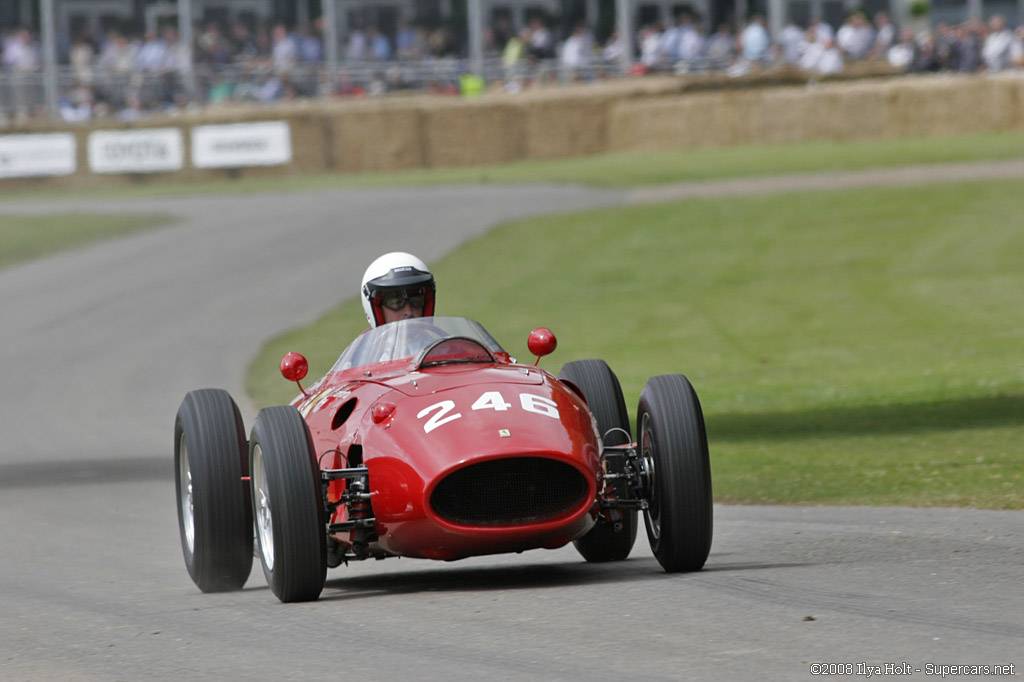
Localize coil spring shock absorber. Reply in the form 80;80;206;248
348;477;372;556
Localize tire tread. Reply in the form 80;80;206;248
251;405;326;603
639;374;712;572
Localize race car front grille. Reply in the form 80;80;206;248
430;457;588;527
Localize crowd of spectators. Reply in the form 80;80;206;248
3;10;1024;124
630;10;1024;76
0;18;469;122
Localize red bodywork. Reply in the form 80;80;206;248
288;319;602;562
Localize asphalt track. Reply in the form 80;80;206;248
1;168;1022;681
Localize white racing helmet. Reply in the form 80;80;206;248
360;252;436;327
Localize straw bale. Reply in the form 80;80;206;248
522;94;614;159
607;90;761;152
420;101;526;167
329;106;424;172
756;82;889;144
883;76;1017;137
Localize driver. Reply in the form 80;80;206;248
361;252;436;327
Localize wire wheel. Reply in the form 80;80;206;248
178;434;195;555
252;443;275;572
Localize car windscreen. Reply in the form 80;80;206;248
331;317;505;371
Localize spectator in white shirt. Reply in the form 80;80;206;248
740;15;770;62
887;28;917;70
678;13;705;62
640;23;663;68
2;28;40;72
817;38;844;73
560;23;592;79
271;23;297;73
778;20;805;64
136;30;167;72
982;15;1018;71
346;27;367;61
836;11;874;60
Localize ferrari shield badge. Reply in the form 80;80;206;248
499;429;511;438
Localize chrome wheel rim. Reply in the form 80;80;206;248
179;434;195;554
252;444;274;570
640;412;661;541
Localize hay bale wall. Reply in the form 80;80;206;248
607;75;1024;153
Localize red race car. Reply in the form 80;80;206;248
174;317;712;602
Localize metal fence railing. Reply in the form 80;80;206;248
0;53;764;124
0;57;622;122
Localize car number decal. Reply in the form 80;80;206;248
417;400;461;434
471;391;511;412
417;392;559;433
519;393;559;418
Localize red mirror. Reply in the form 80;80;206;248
280;352;309;382
527;327;557;364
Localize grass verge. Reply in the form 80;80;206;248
248;178;1024;509
0;212;177;270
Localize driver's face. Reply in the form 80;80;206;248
379;289;426;324
382;303;423;323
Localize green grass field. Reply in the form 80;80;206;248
248;179;1024;510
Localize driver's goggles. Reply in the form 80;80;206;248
380;291;426;311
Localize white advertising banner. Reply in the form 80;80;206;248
0;133;76;178
87;128;184;174
191;121;292;168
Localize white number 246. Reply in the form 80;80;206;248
416;391;558;433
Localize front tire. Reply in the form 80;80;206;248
250;405;326;603
637;375;712;572
560;359;638;562
174;389;252;592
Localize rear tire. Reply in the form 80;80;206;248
559;359;638;562
637;375;712;572
174;389;253;592
250;405;326;603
